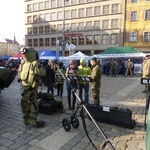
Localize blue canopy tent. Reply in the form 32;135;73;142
1;54;9;60
38;50;59;60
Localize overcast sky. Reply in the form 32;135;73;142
0;0;24;44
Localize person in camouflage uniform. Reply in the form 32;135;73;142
18;47;46;128
90;57;101;105
109;59;116;77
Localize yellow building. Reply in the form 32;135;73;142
0;38;8;57
124;0;150;52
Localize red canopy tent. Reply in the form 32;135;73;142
10;53;22;59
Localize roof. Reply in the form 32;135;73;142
101;46;139;54
5;39;19;45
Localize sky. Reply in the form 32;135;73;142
0;0;25;44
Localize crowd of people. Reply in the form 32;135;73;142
40;56;101;110
102;58;141;77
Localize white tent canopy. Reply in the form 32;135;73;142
93;53;145;58
68;51;90;59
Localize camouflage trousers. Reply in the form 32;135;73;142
21;87;38;127
91;88;100;105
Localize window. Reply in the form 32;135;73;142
78;22;84;30
71;37;77;45
57;11;63;20
51;25;56;33
112;4;119;13
145;10;150;20
45;38;50;46
57;0;62;7
28;39;32;47
51;0;56;8
27;16;32;23
130;11;138;21
65;23;70;31
103;5;109;15
39;2;43;10
45;26;50;33
79;8;84;17
87;0;92;2
57;24;63;32
71;10;77;18
131;0;137;3
33;39;38;47
39;14;44;22
45;1;49;9
27;27;32;35
33;3;37;11
110;34;118;44
94;35;100;45
71;0;76;5
39;38;44;46
45;13;50;21
102;20;109;29
39;26;43;34
33;27;38;34
111;19;118;28
86;21;92;30
79;0;84;3
51;12;56;20
94;6;101;15
33;15;38;23
71;23;77;31
51;38;56;46
27;4;32;12
102;34;109;45
129;32;137;42
94;21;100;29
86;7;92;17
86;35;92;45
65;10;70;19
79;36;84;45
144;32;150;42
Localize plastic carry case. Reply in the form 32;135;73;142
0;68;17;89
38;92;63;115
86;104;135;129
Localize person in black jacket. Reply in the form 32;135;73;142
45;60;55;95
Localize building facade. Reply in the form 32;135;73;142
5;39;20;56
25;0;125;56
124;0;150;52
0;38;7;57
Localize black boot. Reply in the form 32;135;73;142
37;121;45;128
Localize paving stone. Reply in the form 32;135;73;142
9;142;21;150
0;77;147;150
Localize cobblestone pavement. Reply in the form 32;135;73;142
0;75;146;150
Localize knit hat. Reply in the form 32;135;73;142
80;58;86;63
90;57;97;62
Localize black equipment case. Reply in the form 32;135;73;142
86;104;135;129
38;92;63;115
0;68;17;89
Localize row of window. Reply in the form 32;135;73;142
130;10;150;21
27;0;119;12
27;19;119;35
131;0;150;3
27;4;120;23
27;34;119;47
129;32;150;42
27;31;150;47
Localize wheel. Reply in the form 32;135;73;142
71;116;79;129
62;118;71;132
